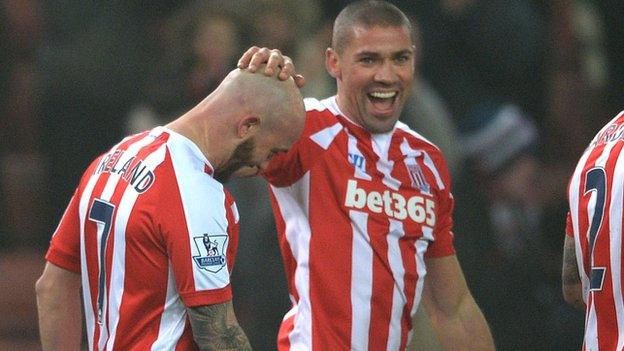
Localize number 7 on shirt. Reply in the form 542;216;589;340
88;198;116;325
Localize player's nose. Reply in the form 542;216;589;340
373;61;397;84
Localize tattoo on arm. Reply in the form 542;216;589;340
562;235;586;310
562;238;581;286
187;301;252;351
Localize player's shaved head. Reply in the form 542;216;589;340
167;64;305;182
219;66;305;141
332;0;413;54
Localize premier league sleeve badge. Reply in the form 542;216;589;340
192;233;228;273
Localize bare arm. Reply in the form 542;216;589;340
186;300;252;351
422;255;495;351
407;305;443;351
35;262;82;351
562;235;585;310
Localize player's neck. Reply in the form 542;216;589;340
166;107;224;168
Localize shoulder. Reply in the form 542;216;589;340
394;121;444;157
304;96;342;128
152;129;226;198
300;96;345;150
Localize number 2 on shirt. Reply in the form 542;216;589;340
584;167;607;291
88;198;116;325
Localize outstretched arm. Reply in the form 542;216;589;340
562;235;585;310
421;255;495;351
187;300;252;350
36;262;83;351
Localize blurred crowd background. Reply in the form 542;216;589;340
2;0;624;350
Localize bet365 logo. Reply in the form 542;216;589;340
344;179;435;226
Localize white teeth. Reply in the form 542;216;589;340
369;91;396;99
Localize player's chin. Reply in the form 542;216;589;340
365;115;399;134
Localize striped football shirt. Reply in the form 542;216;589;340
263;96;456;351
46;127;239;350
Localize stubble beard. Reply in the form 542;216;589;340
213;138;256;183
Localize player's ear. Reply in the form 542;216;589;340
325;48;341;79
237;115;260;138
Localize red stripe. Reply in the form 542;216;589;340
367;216;393;350
308;154;354;350
223;189;239;272
269;189;299;303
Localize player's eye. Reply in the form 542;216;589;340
360;57;375;65
394;55;410;64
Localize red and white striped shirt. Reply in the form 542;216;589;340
46;127;239;350
567;110;624;350
263;97;455;351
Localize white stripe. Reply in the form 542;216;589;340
107;143;167;349
79;172;100;350
271;173;312;350
422;152;445;191
395;121;438;150
372;133;401;190
349;210;372;351
323;96;342;116
407;232;430;346
610;148;624;350
310;123;343;150
413;228;432;313
386;219;406;351
586;303;599;351
347;132;372;181
151;264;187;350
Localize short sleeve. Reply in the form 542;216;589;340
424;153;456;258
263;109;333;187
45;189;82;273
158;149;235;307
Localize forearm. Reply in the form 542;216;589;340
36;265;82;351
407;306;442;351
187;301;252;351
562;235;585;310
428;294;495;351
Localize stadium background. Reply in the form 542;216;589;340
1;0;624;349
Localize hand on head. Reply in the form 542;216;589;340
237;46;306;88
209;65;306;183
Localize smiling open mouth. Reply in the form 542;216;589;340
367;91;397;113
